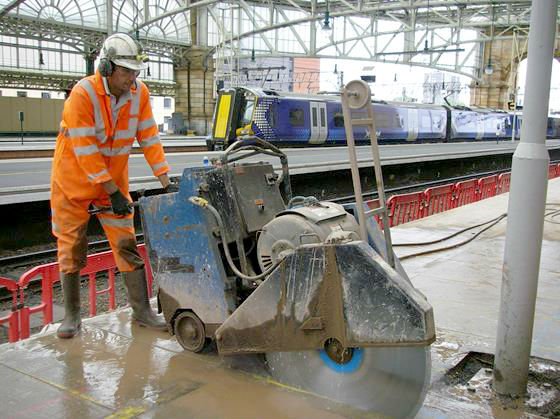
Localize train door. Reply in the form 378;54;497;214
476;113;485;140
309;102;327;144
406;108;419;141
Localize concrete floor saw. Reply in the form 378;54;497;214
138;81;435;419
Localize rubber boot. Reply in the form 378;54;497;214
57;272;82;339
122;269;167;330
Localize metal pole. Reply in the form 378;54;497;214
493;0;557;397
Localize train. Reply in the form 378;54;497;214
207;87;560;150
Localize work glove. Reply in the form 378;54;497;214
110;190;132;216
164;183;179;193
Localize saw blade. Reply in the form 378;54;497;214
266;346;431;419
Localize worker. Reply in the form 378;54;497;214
51;33;174;338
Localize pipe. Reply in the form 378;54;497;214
187;61;192;129
203;67;207;135
493;0;557;397
188;197;281;281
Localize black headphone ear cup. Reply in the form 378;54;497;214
98;58;112;76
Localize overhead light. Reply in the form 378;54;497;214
322;0;332;31
321;11;332;31
484;60;494;75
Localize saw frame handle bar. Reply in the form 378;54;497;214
221;136;292;203
88;202;138;215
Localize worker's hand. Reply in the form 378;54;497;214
164;183;179;193
109;190;132;216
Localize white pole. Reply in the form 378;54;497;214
493;0;557;396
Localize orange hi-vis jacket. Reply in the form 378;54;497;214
51;71;169;202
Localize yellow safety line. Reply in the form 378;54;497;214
250;372;317;396
0;362;110;410
105;406;147;419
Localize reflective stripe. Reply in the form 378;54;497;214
68;126;96;138
78;79;107;144
114;117;138;140
140;134;160;148
74;144;100;156
151;160;168;172
138;117;156;131
99;216;134;228
130;83;141;116
87;168;109;181
99;145;132;156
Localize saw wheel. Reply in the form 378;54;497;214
266;343;431;419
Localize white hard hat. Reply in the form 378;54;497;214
100;33;149;72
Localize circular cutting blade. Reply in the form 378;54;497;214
266;346;431;419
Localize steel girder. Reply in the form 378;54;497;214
0;0;557;91
0;67;176;96
202;0;548;80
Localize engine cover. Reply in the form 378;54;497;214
257;201;360;271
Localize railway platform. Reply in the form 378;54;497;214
0;135;207;159
0;179;559;419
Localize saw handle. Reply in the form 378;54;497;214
88;202;138;215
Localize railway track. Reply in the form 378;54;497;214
0;167;518;278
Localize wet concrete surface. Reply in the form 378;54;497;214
394;177;560;418
1;180;560;418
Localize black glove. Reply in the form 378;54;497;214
109;190;132;216
164;183;179;193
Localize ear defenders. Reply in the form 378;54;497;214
98;45;116;77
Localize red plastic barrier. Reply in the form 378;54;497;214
549;164;558;179
387;192;426;227
424;184;455;216
477;175;498;201
497;173;511;194
453;179;478;208
0;277;21;343
16;244;152;341
18;263;58;339
137;245;153;298
364;198;383;227
80;250;117;318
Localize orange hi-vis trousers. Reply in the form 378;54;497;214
51;183;144;274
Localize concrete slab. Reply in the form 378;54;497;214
1;179;559;418
393;177;560;363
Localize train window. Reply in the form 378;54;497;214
320;108;326;127
290;108;305;127
240;100;255;126
333;113;344;127
312;107;318;127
